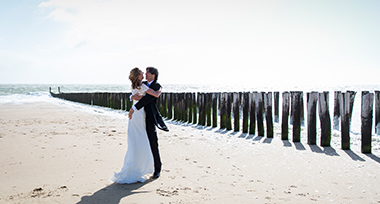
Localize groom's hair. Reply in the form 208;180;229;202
146;67;158;81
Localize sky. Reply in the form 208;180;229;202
0;0;379;86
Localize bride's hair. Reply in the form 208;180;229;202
129;67;142;89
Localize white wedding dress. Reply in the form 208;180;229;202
110;84;154;184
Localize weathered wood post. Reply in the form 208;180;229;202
291;91;302;142
226;93;233;131
198;93;206;126
220;93;227;129
115;93;121;110
282;92;290;140
274;92;280;123
361;91;373;153
242;92;250;133
184;93;189;122
126;93;132;110
340;91;356;150
265;92;274;138
174;93;179;121
58;87;61;93
202;93;207;126
177;93;182;121
206;93;212;127
181;93;186;122
300;94;305;127
158;93;163;117
233;92;241;132
249;92;256;135
192;93;197;124
375;91;380;135
307;92;318;145
187;93;192;123
166;93;172;119
92;93;98;106
197;93;201;125
333;91;341;130
163;93;169;118
256;92;265;136
107;93;111;109
318;92;331;146
178;93;182;121
212;93;218;128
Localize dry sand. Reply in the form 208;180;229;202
1;102;380;203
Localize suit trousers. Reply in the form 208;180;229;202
146;117;162;173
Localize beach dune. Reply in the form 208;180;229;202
1;102;380;203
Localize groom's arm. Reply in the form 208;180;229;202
129;83;161;119
133;83;161;110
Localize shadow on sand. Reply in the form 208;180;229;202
76;180;154;204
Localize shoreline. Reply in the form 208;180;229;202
1;102;380;203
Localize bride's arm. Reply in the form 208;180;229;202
145;87;162;98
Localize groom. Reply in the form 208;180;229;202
129;67;169;179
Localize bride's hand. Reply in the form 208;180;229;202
128;108;134;119
131;94;143;101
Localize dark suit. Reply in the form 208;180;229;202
134;80;168;173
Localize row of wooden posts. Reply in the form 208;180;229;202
50;88;380;154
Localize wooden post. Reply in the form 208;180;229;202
233;92;241;132
192;93;197;124
201;93;205;125
126;93;132;110
361;91;373;153
274;92;279;123
184;93;189;122
199;93;206;126
333;91;341;130
212;93;218;128
226;93;233;131
300;93;305;127
164;93;169;118
249;92;256;135
265;92;274;138
282;92;290;140
291;91;302;142
206;93;212;126
197;93;202;125
375;91;380;135
307;92;318;145
318;92;331;146
242;92;250;133
174;93;179;120
180;93;186;122
220;93;227;129
187;93;192;123
58;87;61;93
256;92;264;136
115;93;121;110
340;91;356;150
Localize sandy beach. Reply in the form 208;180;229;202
1;101;380;204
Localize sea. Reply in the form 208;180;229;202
1;83;380;153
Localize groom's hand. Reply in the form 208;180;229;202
128;108;134;119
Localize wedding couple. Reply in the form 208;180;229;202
109;67;169;184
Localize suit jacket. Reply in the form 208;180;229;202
134;81;168;131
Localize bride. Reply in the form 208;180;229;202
109;67;161;184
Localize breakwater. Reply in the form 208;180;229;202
50;88;380;153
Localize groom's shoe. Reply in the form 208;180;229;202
162;126;169;132
153;172;160;179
